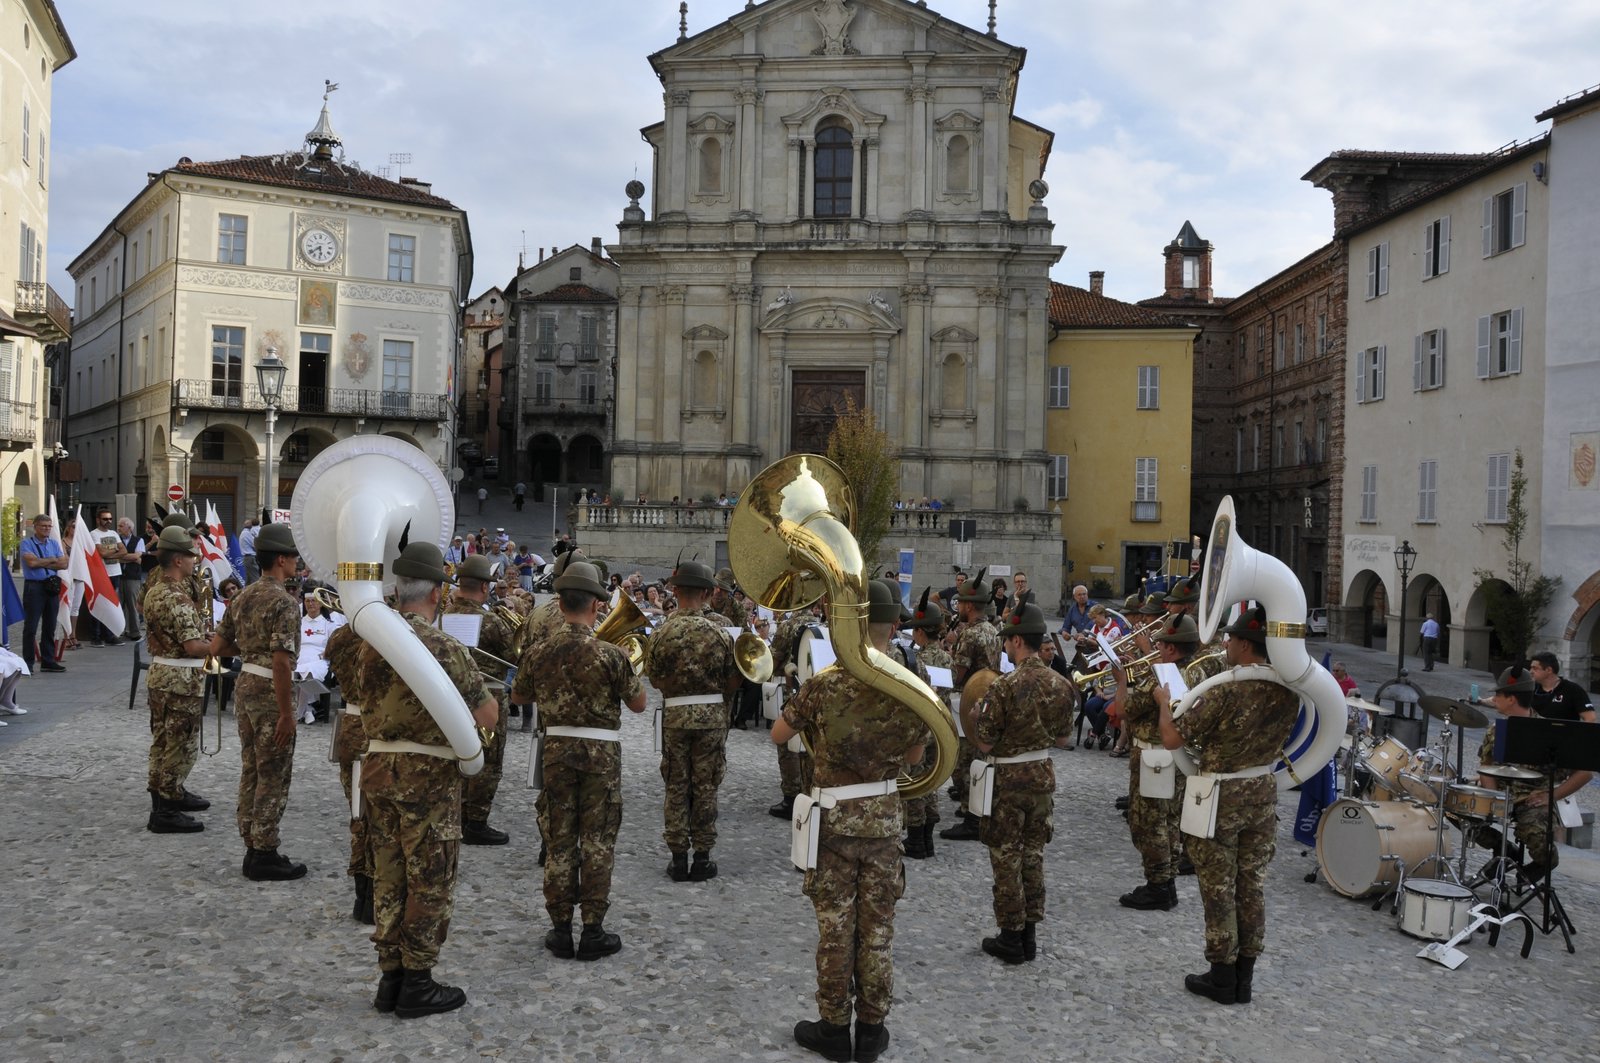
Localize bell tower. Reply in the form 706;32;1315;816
1162;220;1213;303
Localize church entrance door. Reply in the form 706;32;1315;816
789;369;865;454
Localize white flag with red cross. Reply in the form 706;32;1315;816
68;508;125;638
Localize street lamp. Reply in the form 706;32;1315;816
256;346;288;524
1393;539;1418;680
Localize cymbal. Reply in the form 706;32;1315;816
1479;763;1542;782
1417;695;1488;729
1346;696;1395;716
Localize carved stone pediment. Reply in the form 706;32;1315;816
760;295;900;334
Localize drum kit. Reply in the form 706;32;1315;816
1316;692;1541;949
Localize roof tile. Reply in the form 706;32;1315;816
1049;282;1190;329
174;153;457;210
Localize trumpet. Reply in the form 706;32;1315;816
307;585;344;615
1071;648;1160;691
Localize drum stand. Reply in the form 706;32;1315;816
1500;769;1577;954
1405;725;1461;887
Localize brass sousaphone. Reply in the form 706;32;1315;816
729;454;958;798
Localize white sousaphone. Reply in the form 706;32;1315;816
1169;495;1345;790
291;435;484;775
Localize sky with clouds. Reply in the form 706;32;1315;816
44;0;1600;305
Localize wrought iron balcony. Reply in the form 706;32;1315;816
524;399;604;421
172;379;450;421
0;399;38;450
14;281;71;341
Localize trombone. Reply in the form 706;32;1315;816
1071;648;1160;692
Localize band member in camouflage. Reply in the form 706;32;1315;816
143;525;214;834
941;571;1001;842
769;606;821;819
901;589;951;858
326;621;374;922
445;553;517;845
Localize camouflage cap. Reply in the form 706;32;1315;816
1220;604;1268;645
1495;664;1536;695
998;603;1048;637
457;554;496;583
1154;614;1200;645
255;523;299;556
716;566;737;591
392;541;448;584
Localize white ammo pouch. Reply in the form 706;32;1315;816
968;748;1050;817
1137;741;1178;801
1181;764;1274;840
523;704;543;790
761;682;784;722
791;779;898;870
946;691;965;738
660;694;722;754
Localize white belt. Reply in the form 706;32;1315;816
366;739;455;760
240;662;274;679
151;657;205;669
544;725;621;742
1133;738;1157;751
342;704;362;717
992;748;1050;765
818;779;898;802
664;694;723;707
1203;764;1275;781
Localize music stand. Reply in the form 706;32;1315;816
1500;716;1600;953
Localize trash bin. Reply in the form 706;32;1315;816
1376;677;1426;749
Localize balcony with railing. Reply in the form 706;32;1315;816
14;281;71;341
524;398;605;422
0;399;38;450
172;379;450;421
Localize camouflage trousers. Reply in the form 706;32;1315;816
980;787;1053;930
901;751;941;828
1189;776;1277;964
368;790;461;972
1128;751;1184;883
338;759;373;879
778;744;813;801
236;697;296;850
660;726;727;853
146;690;202;800
804;832;905;1026
536;759;622;926
952;737;977;812
1470;800;1560;872
462;697;509;821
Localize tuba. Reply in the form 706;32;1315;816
291;436;485;776
1169;495;1345;790
729;454;958;799
594;591;652;673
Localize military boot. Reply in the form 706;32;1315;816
393;968;467;1019
903;826;926;859
1177;852;1197;876
1022;922;1038;961
462;819;509;846
939;813;981;841
920;823;937;858
352;874;374;923
769;795;796;820
1234;956;1256;1004
545;921;575;959
667;852;690;882
1118;880;1177;911
246;848;307;882
981;927;1027;965
1184;961;1238;1005
373;968;405;1013
576;921;622;961
242;848;262;878
174;787;211;812
792;1018;852;1062
520;711;534;733
689;851;718;881
147;793;204;834
854;1020;890;1062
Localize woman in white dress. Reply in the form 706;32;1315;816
294;589;345;724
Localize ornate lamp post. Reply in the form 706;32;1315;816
255;346;288;523
1393;539;1417;680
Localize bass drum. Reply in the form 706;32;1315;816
1316;798;1450;899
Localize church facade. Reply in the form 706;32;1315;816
606;0;1063;517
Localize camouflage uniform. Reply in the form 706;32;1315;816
326;623;372;880
889;641;932;829
709;588;749;630
216;578;301;850
143;574;208;800
514;621;643;927
1471;724;1567;872
1175;678;1300;964
771;614;816;800
908;642;954;827
949;618;1001;813
645;603;738;853
359;613;490;973
523;597;568;647
972;658;1077;930
784;668;929;1027
442;597;515;823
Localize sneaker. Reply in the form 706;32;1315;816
0;705;26;716
41;663;65;673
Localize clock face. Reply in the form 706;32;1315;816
301;228;339;265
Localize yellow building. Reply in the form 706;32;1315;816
1046;278;1197;598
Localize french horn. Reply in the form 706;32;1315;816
729;454;957;799
291;436;485;776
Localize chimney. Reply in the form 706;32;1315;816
398;176;432;195
538;248;545;263
591;236;603;255
1088;271;1104;296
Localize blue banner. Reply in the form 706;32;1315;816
0;566;22;648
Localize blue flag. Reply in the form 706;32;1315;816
226;534;244;581
1293;757;1338;847
1;565;22;648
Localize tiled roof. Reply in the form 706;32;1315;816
1317;149;1496;164
173;154;458;210
525;283;616;304
1049;282;1191;329
1537;82;1600;123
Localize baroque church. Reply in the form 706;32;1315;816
607;0;1063;509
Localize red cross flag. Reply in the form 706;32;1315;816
69;507;125;638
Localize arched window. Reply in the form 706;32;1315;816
946;135;970;192
941;352;966;411
699;137;722;194
813;120;853;218
693;350;719;408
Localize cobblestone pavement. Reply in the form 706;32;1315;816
2;636;1600;1063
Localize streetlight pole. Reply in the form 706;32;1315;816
255;346;287;524
1393;539;1417;681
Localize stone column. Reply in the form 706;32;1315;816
976;285;1005;456
981;85;1004;215
666;89;692;212
801;137;816;218
864;135;880;221
735;87;762;214
729;281;759;448
901;281;931;450
786;137;802;220
906;80;930;214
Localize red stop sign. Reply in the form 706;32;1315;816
168;483;185;503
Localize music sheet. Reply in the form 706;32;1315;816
440;612;482;647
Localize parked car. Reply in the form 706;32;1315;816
482;456;499;481
1307;607;1328;636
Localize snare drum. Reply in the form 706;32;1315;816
1397;879;1476;941
1398;770;1446;805
1443;783;1509;823
1362;737;1412;801
1316;798;1450;898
